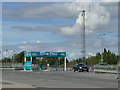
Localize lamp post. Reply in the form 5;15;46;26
12;51;15;69
99;34;106;63
6;49;8;68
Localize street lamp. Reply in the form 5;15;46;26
99;34;106;63
5;49;8;68
11;50;15;69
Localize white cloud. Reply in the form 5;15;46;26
68;52;76;59
76;0;93;2
94;39;118;48
109;41;118;46
3;51;14;58
60;2;110;37
55;48;65;52
18;45;29;50
36;41;40;43
3;3;76;19
88;52;95;56
2;2;118;59
60;24;81;36
101;0;119;2
2;38;118;60
23;42;27;44
3;2;117;38
3;0;119;2
2;0;96;2
11;25;67;34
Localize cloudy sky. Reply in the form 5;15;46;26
2;1;118;60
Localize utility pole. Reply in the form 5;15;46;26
76;4;90;64
77;10;86;64
81;10;86;64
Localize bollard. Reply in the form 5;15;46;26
68;68;70;71
39;68;42;71
89;67;92;71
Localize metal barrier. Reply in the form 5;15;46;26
94;69;118;74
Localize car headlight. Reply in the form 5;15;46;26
79;67;82;69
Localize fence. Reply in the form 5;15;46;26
32;64;65;71
1;63;65;71
1;63;23;68
1;62;119;73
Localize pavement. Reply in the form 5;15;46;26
2;70;119;88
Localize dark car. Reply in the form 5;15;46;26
73;63;89;72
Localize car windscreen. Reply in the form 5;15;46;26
100;63;108;65
78;64;86;66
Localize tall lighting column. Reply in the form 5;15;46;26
99;34;106;63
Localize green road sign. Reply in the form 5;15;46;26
24;52;66;57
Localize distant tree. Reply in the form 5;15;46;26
14;51;25;64
86;56;99;65
102;48;119;65
41;57;68;67
1;58;12;63
69;48;119;66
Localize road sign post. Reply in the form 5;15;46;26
64;57;66;71
56;57;58;71
24;52;66;71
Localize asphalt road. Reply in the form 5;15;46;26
2;70;118;88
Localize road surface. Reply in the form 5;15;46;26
2;70;118;88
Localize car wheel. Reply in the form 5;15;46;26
78;69;81;72
73;69;75;72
